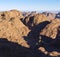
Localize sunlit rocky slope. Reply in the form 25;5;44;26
0;10;60;57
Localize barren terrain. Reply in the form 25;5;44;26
0;10;60;57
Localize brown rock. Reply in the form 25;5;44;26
0;10;30;48
33;14;48;25
38;47;46;52
38;47;48;55
40;19;60;39
49;51;60;56
0;10;23;22
24;14;49;29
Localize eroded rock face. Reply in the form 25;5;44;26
0;10;60;57
39;19;60;57
32;14;48;25
40;19;60;39
0;10;23;20
0;10;30;48
23;14;49;29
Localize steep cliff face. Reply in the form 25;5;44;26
23;14;49;29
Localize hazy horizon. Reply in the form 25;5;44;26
0;0;60;11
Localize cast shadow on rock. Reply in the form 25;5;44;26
0;38;52;57
40;35;60;52
20;16;34;29
23;21;50;48
0;38;34;57
23;21;60;57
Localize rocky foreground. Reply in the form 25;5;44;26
0;10;60;57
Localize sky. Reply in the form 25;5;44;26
0;0;60;11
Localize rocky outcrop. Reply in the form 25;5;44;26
0;10;30;48
39;19;60;57
0;10;60;57
40;19;60;39
0;10;23;19
23;14;49;29
38;47;60;57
